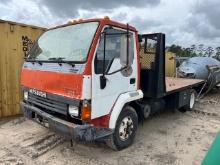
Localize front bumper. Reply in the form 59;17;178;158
20;102;113;141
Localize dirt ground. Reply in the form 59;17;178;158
0;89;220;165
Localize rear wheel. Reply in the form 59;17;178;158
106;106;138;150
143;104;151;119
179;89;197;112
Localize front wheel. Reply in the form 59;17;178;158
106;106;138;150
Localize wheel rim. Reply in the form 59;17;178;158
190;92;195;109
143;105;151;118
119;116;134;141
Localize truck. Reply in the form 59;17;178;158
20;17;204;150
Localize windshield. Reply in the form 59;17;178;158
27;22;99;62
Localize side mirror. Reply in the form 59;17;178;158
100;75;107;89
120;32;133;67
99;24;133;89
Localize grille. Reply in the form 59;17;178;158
27;94;68;115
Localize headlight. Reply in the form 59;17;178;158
68;105;79;117
24;91;28;100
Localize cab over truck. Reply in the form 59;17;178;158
21;17;204;150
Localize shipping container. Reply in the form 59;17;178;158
165;52;176;77
0;19;46;118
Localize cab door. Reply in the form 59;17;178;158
91;27;138;119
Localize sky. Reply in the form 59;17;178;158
0;0;220;48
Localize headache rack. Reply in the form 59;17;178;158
139;33;166;98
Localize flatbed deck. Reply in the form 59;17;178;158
166;77;204;93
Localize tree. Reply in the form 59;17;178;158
184;48;191;57
168;45;181;54
215;47;220;61
205;46;214;57
189;44;197;57
198;44;204;56
167;44;194;57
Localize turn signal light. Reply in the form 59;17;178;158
72;20;77;23
68;19;78;24
104;16;110;20
81;102;91;121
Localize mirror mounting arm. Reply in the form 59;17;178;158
99;24;131;89
106;66;128;76
126;23;129;66
102;32;106;77
100;32;107;90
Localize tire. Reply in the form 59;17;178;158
143;104;151;119
106;106;138;151
179;89;197;112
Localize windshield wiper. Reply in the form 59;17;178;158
48;57;75;67
24;58;43;65
25;57;75;67
48;57;65;61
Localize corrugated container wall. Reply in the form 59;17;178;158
0;20;46;118
165;52;176;77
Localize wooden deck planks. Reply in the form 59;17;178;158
166;77;204;92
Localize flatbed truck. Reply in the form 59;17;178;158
21;17;204;150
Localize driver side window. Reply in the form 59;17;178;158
94;27;134;74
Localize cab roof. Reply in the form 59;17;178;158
49;18;137;32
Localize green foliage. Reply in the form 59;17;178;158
167;44;196;57
167;44;220;61
215;47;220;61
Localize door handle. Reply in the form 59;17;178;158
130;78;136;84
